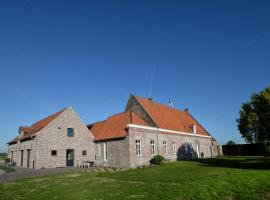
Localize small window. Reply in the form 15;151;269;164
67;128;74;137
162;140;167;155
150;140;156;155
172;142;176;154
135;140;142;156
51;150;57;156
82;150;87;156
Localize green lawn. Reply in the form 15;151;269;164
0;157;270;200
0;165;15;173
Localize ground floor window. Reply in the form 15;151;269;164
82;150;87;156
104;142;108;161
135;140;142;156
172;142;176;154
51;150;57;156
163;140;167;155
150;140;156;155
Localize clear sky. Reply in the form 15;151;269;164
0;0;270;152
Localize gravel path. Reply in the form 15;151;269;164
0;166;90;183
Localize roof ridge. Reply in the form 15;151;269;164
30;107;68;127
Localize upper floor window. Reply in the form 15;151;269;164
82;150;87;156
150;140;156;155
172;142;176;154
162;140;167;155
67;128;74;137
135;140;142;156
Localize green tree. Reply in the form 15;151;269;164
237;86;270;143
226;140;236;145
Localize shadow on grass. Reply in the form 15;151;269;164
189;157;270;170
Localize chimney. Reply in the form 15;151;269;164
148;97;154;102
184;108;189;112
168;98;173;108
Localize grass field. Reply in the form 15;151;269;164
0;157;269;200
0;153;6;161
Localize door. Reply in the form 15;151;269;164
21;150;24;166
27;149;30;167
66;149;74;167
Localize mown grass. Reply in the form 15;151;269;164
0;165;16;173
0;157;269;200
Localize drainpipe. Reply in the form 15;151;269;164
156;128;160;155
32;137;36;170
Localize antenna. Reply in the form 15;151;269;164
168;98;173;108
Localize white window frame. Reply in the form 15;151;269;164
97;142;101;156
135;140;142;156
162;140;167;155
150;140;156;155
172;142;176;154
103;142;107;161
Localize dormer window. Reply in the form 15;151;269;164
192;124;197;134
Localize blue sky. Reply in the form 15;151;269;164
0;0;270;152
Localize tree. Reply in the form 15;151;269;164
237;86;270;143
226;140;236;145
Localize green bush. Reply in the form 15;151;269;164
150;155;165;165
200;152;204;158
264;142;270;157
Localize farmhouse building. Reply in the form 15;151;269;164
7;95;218;169
7;107;95;169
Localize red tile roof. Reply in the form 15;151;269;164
134;95;210;136
88;111;148;141
7;107;67;143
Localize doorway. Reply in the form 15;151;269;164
27;149;31;167
66;149;74;167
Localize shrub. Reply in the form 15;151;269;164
200;152;204;158
264;142;270;157
150;155;165;165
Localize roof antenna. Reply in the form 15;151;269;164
168;98;173;108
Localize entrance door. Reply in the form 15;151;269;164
66;149;74;167
27;149;31;167
21;150;24;166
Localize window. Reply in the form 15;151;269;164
150;140;156;155
97;142;101;156
162;140;167;155
82;150;87;156
172;142;176;154
135;140;142;156
104;142;108;161
51;150;57;156
67;128;74;137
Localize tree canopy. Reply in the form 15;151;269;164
226;140;236;145
237;86;270;143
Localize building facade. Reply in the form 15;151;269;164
88;95;218;168
7;95;218;169
7;107;95;169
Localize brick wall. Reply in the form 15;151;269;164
34;107;95;169
128;126;217;168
